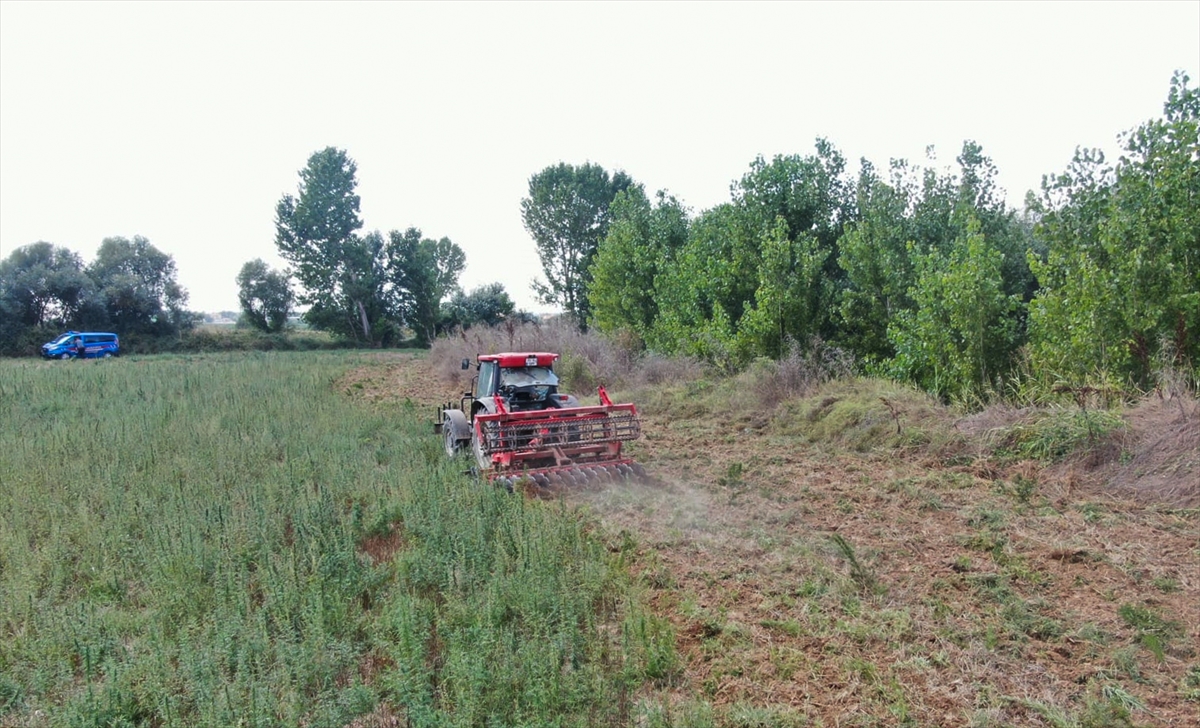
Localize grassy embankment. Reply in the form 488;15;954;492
0;352;673;727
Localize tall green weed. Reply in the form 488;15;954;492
0;352;666;726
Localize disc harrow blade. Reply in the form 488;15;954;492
488;457;657;493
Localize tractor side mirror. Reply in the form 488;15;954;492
461;358;470;370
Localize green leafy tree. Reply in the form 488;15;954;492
739;216;831;359
1026;148;1124;378
1106;75;1200;376
235;259;294;333
838;144;1034;369
0;293;19;352
275;147;387;343
836;155;966;365
88;235;190;335
0;241;96;331
837;160;920;362
1029;72;1199;386
521;162;633;329
0;241;101;354
732;140;855;343
440;282;517;331
649;141;855;365
888;215;1021;401
385;228;465;347
274;148;468;347
648;203;753;365
735;141;854;247
955;141;1038;304
326;230;401;345
587;185;688;340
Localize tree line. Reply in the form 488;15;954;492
526;72;1197;400
238;146;529;346
4;71;1194;395
0;236;191;353
0;147;523;354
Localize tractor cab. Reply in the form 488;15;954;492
463;352;574;414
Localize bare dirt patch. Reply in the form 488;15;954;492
337;352;463;406
358;521;406;565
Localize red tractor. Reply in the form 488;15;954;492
435;352;645;489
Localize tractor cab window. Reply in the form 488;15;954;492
499;367;558;388
477;361;498;397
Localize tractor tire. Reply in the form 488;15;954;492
472;426;492;472
444;425;462;457
441;409;470;459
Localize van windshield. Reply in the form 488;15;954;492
52;334;74;345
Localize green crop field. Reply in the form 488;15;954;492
0;353;670;727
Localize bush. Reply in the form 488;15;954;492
0;323;62;358
742;337;855;404
769;377;958;454
429;319;706;396
1000;406;1127;462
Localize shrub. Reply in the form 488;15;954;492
742;337;855;404
1001;406;1127;462
429;319;706;395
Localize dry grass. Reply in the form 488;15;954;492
767;377;959;456
594;385;1199;726
1094;391;1199;508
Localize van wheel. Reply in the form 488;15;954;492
103;352;112;359
60;353;71;360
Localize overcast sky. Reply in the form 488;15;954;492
2;1;1197;314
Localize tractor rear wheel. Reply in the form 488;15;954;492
472;427;492;471
444;424;464;457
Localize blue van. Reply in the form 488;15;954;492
42;331;120;359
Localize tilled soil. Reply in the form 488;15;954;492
348;355;1200;727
